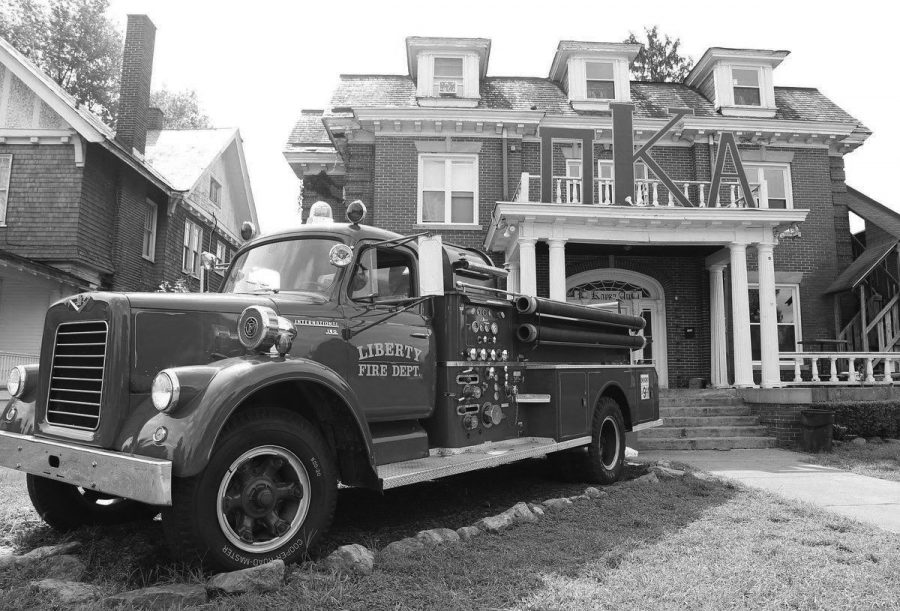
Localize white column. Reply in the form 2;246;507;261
518;238;537;297
709;264;729;388
756;242;780;388
548;239;567;301
729;242;755;387
505;260;519;294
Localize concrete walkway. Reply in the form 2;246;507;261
639;448;900;534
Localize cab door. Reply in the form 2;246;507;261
342;244;435;422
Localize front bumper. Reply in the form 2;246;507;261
0;431;171;505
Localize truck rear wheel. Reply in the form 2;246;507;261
161;407;337;570
27;475;160;530
550;396;625;485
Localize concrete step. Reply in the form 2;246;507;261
660;395;745;407
635;436;777;451
639;425;770;439
662;415;761;427
660;405;753;417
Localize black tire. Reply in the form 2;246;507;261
161;407;337;571
27;475;160;530
549;396;626;485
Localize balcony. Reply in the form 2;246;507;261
514;172;762;208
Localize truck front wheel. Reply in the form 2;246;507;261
161;407;337;570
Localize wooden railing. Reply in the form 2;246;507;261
838;294;900;352
781;352;899;385
0;352;39;384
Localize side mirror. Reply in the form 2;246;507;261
417;235;444;297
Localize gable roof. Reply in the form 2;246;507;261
0;35;172;193
845;186;900;240
145;128;238;190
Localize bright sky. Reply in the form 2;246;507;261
108;0;893;233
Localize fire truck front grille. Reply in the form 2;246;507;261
46;321;108;430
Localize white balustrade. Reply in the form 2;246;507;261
782;352;899;385
554;176;582;204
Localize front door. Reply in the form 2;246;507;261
342;243;435;422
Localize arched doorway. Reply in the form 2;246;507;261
566;269;669;388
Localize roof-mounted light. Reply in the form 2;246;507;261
346;200;367;225
307;201;334;225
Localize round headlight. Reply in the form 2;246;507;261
346;200;367;225
151;370;180;412
6;366;23;397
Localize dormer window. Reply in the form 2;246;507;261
585;61;616;100
433;57;464;96
732;68;762;106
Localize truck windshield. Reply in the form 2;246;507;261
222;238;342;299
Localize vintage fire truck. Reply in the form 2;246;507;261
0;201;658;570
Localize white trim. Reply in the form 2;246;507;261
0;153;11;225
417;153;479;226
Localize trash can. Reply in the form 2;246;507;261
800;409;834;453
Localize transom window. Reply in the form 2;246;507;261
744;164;792;209
433;57;464;97
749;284;801;361
142;200;157;261
419;155;478;225
0;154;11;225
182;219;203;277
209;177;221;206
568;279;651;303
586;61;616;100
732;68;761;106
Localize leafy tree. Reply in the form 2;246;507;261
149;88;212;129
624;26;693;83
0;0;122;124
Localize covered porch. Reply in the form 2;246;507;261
485;200;808;389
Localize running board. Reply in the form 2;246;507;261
377;436;591;490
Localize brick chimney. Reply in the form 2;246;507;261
116;15;156;155
147;107;165;131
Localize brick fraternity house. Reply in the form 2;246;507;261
284;36;900;391
0;15;258;377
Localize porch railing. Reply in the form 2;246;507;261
780;351;899;385
514;172;761;208
0;352;39;384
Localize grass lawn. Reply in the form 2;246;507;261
802;440;900;482
1;460;899;610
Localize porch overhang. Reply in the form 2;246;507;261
484;202;809;254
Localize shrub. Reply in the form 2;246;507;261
826;401;900;439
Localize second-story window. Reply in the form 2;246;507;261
0;154;12;225
732;68;762;106
183;219;203;277
745;163;792;209
586;61;616;100
209;177;222;206
142;200;158;261
419;155;478;225
433;57;464;97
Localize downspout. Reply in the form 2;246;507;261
502;128;509;201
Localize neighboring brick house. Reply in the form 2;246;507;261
285;36;893;389
0;14;257;375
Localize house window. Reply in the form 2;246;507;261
215;241;227;275
597;161;649;180
745;164;792;209
749;284;801;361
418;155;478;225
586;61;616;100
209;177;221;206
142;201;158;261
433;57;464;97
0;155;11;225
732;68;762;106
182;219;203;277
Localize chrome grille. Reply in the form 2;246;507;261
47;321;108;430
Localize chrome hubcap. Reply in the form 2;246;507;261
599;416;621;471
217;445;310;553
